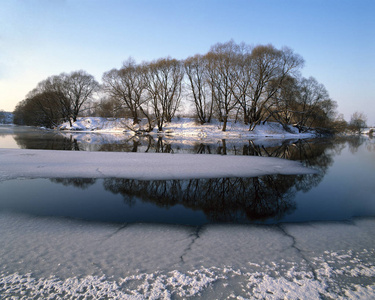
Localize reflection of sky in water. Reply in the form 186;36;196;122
1;138;374;225
282;143;375;223
1;126;374;225
0;135;18;148
0;178;209;225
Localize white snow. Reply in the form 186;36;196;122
1;120;374;299
0;148;317;182
58;117;317;139
58;117;128;133
0;212;374;299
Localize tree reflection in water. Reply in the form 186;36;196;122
13;127;369;159
44;137;355;223
12;127;371;223
49;172;323;223
50;178;97;189
103;175;300;222
13;129;80;150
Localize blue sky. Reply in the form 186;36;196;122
1;0;374;124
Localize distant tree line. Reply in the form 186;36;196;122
0;110;13;124
13;41;365;134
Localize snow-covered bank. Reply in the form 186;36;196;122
58;117;318;139
0;148;317;182
1;212;374;299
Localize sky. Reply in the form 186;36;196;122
0;0;374;125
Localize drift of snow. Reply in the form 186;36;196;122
0;148;317;182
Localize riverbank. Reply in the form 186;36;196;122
58;117;318;139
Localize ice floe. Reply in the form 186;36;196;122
0;148;317;182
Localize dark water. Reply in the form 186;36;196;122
1;125;374;225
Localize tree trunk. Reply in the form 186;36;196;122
222;116;228;132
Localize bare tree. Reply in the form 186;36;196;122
144;57;184;131
92;96;129;118
102;58;147;124
202;42;303;131
30;91;66;127
349;111;367;134
205;41;240;131
246;45;304;130
184;54;213;124
13;90;66;128
63;70;99;122
263;75;299;131
231;45;253;125
28;71;99;126
33;75;72;124
294;76;331;132
330;114;348;134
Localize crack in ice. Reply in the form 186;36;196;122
95;167;105;177
277;225;320;282
102;224;129;242
180;226;203;263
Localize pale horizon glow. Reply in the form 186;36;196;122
0;0;374;125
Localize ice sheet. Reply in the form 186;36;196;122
0;213;374;299
0;148;317;182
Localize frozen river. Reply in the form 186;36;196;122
0;125;375;298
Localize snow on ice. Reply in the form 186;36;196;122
0;148;317;182
1;118;374;299
0;213;374;299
